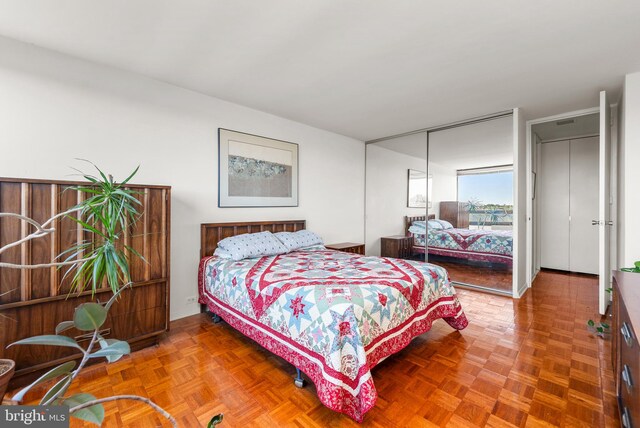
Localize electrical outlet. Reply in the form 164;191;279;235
186;296;197;304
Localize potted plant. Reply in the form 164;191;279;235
0;358;15;402
1;162;223;426
621;261;640;273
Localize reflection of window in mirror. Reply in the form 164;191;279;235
407;169;427;208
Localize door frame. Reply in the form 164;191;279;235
525;107;600;287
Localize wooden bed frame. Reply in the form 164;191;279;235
404;214;434;236
200;220;306;259
199;219;307;385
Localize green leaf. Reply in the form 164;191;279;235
208;413;224;427
587;319;595;327
55;320;75;334
12;361;76;402
596;327;604;333
9;334;83;350
65;393;105;425
40;374;72;405
73;302;108;331
89;340;130;361
98;339;127;362
601;322;610;329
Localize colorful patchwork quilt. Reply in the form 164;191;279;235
198;247;468;422
411;227;513;265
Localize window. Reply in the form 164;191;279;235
457;166;513;230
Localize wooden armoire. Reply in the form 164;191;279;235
439;201;470;229
0;177;171;387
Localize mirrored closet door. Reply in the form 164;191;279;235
426;115;513;293
365;132;428;261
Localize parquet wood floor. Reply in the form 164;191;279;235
13;270;617;427
426;256;513;292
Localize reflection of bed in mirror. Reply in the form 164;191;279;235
404;215;513;266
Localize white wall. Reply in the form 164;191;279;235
429;162;458;219
618;72;640;267
513;109;527;296
0;37;365;321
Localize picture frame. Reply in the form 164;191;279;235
218;128;299;207
407;169;429;208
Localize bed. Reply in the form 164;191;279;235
405;215;513;266
198;220;468;422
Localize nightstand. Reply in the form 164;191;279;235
381;235;413;258
325;242;365;255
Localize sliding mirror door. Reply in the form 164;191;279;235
365;132;428;260
427;115;514;293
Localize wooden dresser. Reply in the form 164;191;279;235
0;177;171;387
439;201;469;229
613;270;640;428
325;242;365;255
381;235;413;259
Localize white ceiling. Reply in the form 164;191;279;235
0;1;639;141
374;115;513;170
533;112;600;141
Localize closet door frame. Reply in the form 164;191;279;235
525;107;600;286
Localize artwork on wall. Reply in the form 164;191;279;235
218;128;299;207
407;169;431;208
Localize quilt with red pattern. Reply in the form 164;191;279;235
198;247;468;422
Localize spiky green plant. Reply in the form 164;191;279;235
60;161;142;295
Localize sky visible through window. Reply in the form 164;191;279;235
458;171;513;205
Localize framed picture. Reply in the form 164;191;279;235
407;169;431;208
218;128;299;207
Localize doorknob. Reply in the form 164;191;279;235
592;220;601;226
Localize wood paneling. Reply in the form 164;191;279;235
0;177;170;387
12;270;617;427
200;220;306;259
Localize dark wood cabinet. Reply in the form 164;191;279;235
439;201;469;229
381;235;413;259
325;242;365;255
0;177;171;387
613;270;640;428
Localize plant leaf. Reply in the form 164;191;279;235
601;322;610;329
89;340;130;361
73;302;108;331
587;319;595;327
40;374;72;405
208;413;224;427
9;335;83;350
65;393;105;425
55;320;76;334
12;361;76;403
98;338;126;362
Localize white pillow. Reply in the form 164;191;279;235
436;219;454;230
427;220;443;230
274;230;324;252
213;247;233;259
217;231;288;261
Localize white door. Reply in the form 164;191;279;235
539;140;570;271
598;91;611;315
569;137;599;274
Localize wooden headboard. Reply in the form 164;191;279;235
404;214;435;236
200;220;306;259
